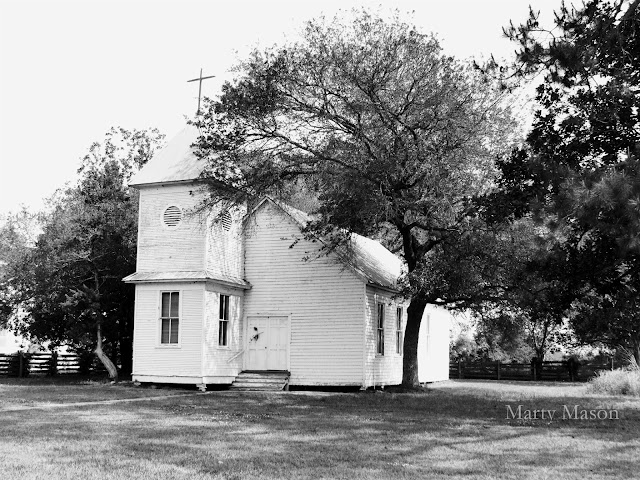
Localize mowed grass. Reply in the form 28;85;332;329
0;376;194;409
0;378;639;480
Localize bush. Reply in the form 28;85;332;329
587;368;640;396
77;350;95;375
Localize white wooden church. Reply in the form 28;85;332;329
123;126;450;389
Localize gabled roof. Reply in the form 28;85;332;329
251;197;404;291
130;125;204;187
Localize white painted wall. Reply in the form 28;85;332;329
205;204;245;280
131;184;450;387
202;286;244;381
136;184;206;272
132;282;204;381
418;305;451;383
243;201;366;385
363;286;406;387
132;183;251;384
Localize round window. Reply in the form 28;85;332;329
163;205;182;227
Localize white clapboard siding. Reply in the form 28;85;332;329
418;305;451;382
206;206;245;280
137;184;206;272
202;287;244;379
132;283;203;378
363;287;406;387
243;202;365;385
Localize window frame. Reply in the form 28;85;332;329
376;302;385;356
395;306;403;355
218;294;230;347
159;291;181;347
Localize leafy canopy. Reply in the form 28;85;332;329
488;0;640;362
193;10;516;384
195;11;514;276
2;127;164;374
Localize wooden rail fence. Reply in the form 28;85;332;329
450;359;616;382
0;352;106;377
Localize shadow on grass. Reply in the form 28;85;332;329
1;380;639;479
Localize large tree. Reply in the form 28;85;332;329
4;127;164;377
490;0;640;361
193;11;515;385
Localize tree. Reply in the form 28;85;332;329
0;208;40;330
572;286;640;364
4;127;165;378
193;11;515;385
486;0;640;360
497;0;638;203
426;215;577;360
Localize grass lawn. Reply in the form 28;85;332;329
0;376;195;410
0;378;638;479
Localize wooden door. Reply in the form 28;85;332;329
246;316;289;371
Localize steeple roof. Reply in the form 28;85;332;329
130;125;204;186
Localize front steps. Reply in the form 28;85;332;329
230;370;290;391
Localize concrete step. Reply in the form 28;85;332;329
233;377;286;383
230;371;290;391
232;384;286;390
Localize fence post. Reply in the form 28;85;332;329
18;352;24;378
531;357;537;381
496;361;501;380
49;351;58;376
568;358;574;382
458;359;463;379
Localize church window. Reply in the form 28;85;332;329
160;292;180;344
163;205;182;227
396;307;403;355
219;294;230;346
376;302;385;355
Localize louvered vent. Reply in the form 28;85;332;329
163;206;182;227
221;211;232;231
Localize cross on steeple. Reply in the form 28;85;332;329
187;68;215;115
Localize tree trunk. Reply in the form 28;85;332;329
402;297;428;387
95;322;118;381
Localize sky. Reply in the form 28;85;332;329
0;0;568;215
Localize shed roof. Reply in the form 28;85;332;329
122;270;250;289
130;125;204;186
254;198;404;291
